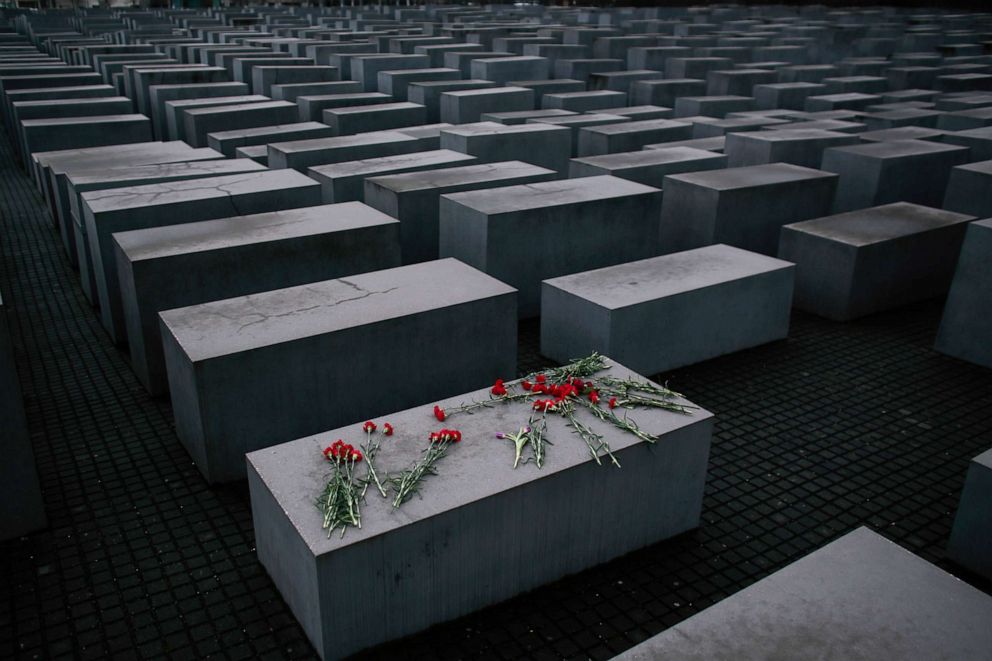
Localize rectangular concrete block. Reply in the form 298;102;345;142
659;163;838;256
82;169;322;344
182;100;299;148
725;128;860;168
161;258;517;483
247;358;712;660
439;175;663;317
821;140;972;213
779;202;975;321
577;118;694;157
615;527;992;661
164;95;268;142
440;86;534;124
297;92;393;123
114;203;402;396
308;149;477;203
365;160;556;265
935;218;992;369
206;122;336;158
568;146;727;189
542;244;794;375
948;447;992;580
322;101;427;136
943;160;992;219
440;122;572;177
21;114;152;157
267;131;423;172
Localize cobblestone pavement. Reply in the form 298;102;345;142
1;126;990;660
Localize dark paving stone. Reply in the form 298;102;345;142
0;121;990;661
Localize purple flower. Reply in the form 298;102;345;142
495;432;506;439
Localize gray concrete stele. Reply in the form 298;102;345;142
247;359;712;660
935;218;992;369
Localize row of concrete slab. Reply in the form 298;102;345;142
2;4;991;660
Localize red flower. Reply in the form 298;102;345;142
535;374;546;384
350;449;363;462
589;390;600;405
533;399;557;412
430;428;462;443
608;397;618;409
383;422;394;436
522;380;532;391
363;421;376;434
491;378;507;397
433;405;446;421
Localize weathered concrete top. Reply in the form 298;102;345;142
667;162;836;191
973;445;992;471
729;128;854;143
247;358;712;554
368;161;556;193
206;121;330;141
580;118;690;136
81;170;316;215
441;121;567;139
271;130;417;154
825;138;970;159
21;113;147;128
309;149;475;179
161;258;516;361
442;85;531;98
543;244;793;309
615;527;992;661
67;159;266;188
572;146;723;169
115;202;397;262
782;202;975;247
443;175;658;215
183;100;294;117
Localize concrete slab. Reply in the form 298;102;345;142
935;218;992;369
162;258;518;483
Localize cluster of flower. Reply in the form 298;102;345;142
429;429;462;443
362;420;394;436
323;439;363;463
510;374;619;412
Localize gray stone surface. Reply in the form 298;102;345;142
0;293;47;540
779;202;975;321
164;94;269;142
147;81;250;139
942;126;992;162
943;161;992;219
614;527;992;661
350;53;430;92
821;140;972;213
725;128;860;168
268;131;424;172
659;163;838;256
66;159;265;301
323;101;427;137
247;359;712;660
935;218;992;369
542;90;627;112
162;258;517;483
440;86;534;124
82;169;321;344
114;203;401;395
182;100;298;148
577;118;693;156
206;122;335;158
440;175;663;317
21;114;152;157
471;55;549;85
365;161;556;264
308;149;476;203
251;65;338;96
542;244;793;375
297;92;392;123
568;146;727;189
439;122;572;176
376;67;460;101
948;447;992;580
408;79;495;123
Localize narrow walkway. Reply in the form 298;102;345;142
1;124;989;660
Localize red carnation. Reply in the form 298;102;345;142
351;449;363;462
609;397;618;409
363;421;376;434
491;378;508;397
433;405;446;421
522;380;532;390
535;374;546;384
383;422;394;436
589;390;600;405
